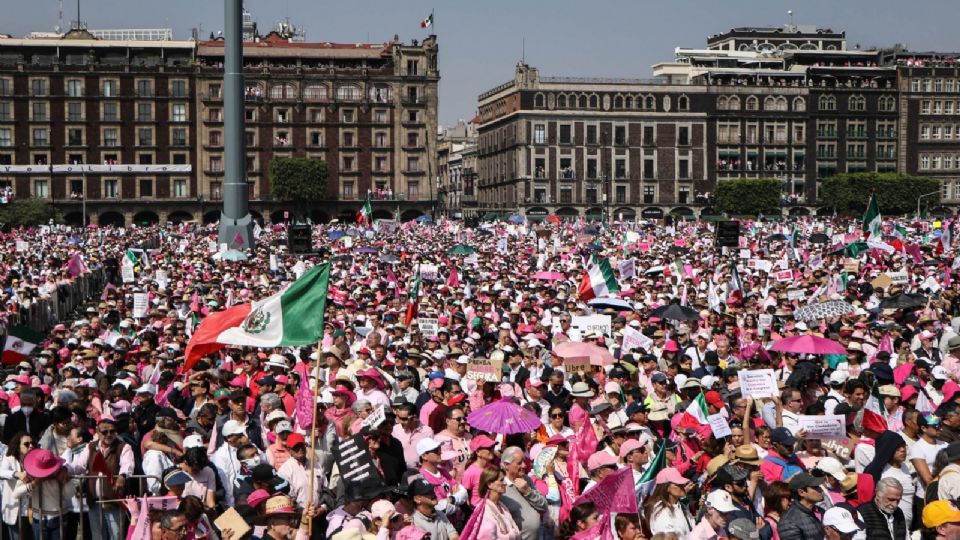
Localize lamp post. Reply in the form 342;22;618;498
917;190;940;219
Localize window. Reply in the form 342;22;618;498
270;83;296;100
911;79;921;92
559;125;572;144
336;85;360;101
136;80;152;97
66;79;83;97
585;125;597;145
407;181;420;200
104;179;118;198
407;132;420;147
727;96;740;110
32;102;47;121
208;84;221;99
276;109;289;123
310;132;323;146
304;84;328;101
374;132;387;147
342;109;355;123
643;185;655;203
678;96;689;110
171;80;187;98
0;79;10;97
643;159;655;179
678;159;689;179
172;153;187;165
138;154;153;165
586;159;597;179
103;128;118;147
0;128;11;147
746;96;758;111
375;156;387;172
370;86;390;103
678;126;689;146
406;156;420;172
32;128;48;146
819;95;836;111
139;179;153;197
309;108;324;123
407;111;418;123
615;159;626;179
921;155;930;169
678;185;690;203
172;128;187;146
406;59;419;75
922;101;931;114
244;108;254;122
30;79;46;96
103;102;118;121
557;95;567;108
138;128;153;146
615;185;626;203
921;126;930;140
33;179;48;198
210;156;223;172
643;126;655;146
245;131;256;146
171;104;187;122
137;103;152;121
0;102;7;121
793;97;806;112
67;102;83;122
343;131;355;147
68;128;83;146
373;110;387;124
535;94;545;108
533;124;545;145
848;95;866;111
560;189;572;203
173;178;188;198
343;181;355;199
615;125;626;146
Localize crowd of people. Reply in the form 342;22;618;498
1;213;960;540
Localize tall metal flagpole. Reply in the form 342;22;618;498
218;0;254;249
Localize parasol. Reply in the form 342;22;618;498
553;341;615;366
467;399;542;435
793;300;855;322
650;303;700;321
879;293;928;310
769;335;847;355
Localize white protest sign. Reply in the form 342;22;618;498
618;259;636;280
420;264;439;281
132;293;149;319
621;326;653;353
737;369;778;399
155;270;169;290
758;314;773;330
756;260;773;273
269;254;278;272
572;314;612;339
774;270;793;283
342;236;353;248
787;289;806;301
418;318;439;337
465;253;479;266
739;249;751;259
465;357;503;382
798;414;847;440
15;241;28;253
707;413;732;439
888;271;910;285
121;264;135;283
361;405;386;429
922;276;942;293
497;238;508;254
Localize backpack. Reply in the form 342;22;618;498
816;393;840;409
925;469;959;505
764;455;804;481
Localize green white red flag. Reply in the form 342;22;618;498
577;257;619;301
1;325;42;365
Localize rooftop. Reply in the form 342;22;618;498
196;32;394;59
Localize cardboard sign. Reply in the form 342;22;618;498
708;413;732;439
618;259;636;280
420;264;439;281
798;414;847;440
774;270;793;283
572;314;612;339
465;357;503;382
843;259;860;273
737;369;778;399
871;274;892;289
787;289;806;301
563;356;592;376
132;293;149;319
332;435;386;496
214;508;251;540
621;326;653;353
417;318;439;337
361;405;386;429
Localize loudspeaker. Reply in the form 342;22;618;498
287;225;313;253
716;220;740;248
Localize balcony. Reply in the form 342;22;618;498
846;131;868;140
559;169;575;180
401;96;427;106
816;131;838;140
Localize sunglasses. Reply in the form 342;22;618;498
551;414;565;419
100;429;116;435
450;417;465;423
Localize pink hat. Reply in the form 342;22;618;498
247;489;271;509
23;449;65;479
586;451;618;471
655;467;690;486
428;378;445;390
663;340;680;353
275;375;289;385
356;368;385;390
901;385;919;402
331;385;356;406
619;439;644;459
470;434;497;453
13;375;30;386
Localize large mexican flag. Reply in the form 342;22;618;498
2;326;42;365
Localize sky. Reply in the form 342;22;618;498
2;0;958;127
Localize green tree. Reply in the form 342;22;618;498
268;157;328;201
819;173;940;216
0;198;59;226
714;178;782;216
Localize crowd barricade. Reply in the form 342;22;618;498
0;268;107;342
66;473;161;540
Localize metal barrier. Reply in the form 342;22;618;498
0;267;107;339
65;473;160;540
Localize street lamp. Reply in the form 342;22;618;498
917;190;940;219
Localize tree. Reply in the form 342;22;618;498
268;157;328;202
819;173;941;216
714;178;782;216
0;198;59;226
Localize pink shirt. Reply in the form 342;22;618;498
419;400;438;427
392;423;434;469
476;500;521;540
434;431;473;481
462;463;485;506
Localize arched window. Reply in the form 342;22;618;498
614;95;623;109
746;96;759;111
727;96;740;110
818;95;836;111
624;96;632;109
270;83;296;100
764;96;777;110
336;84;360;101
776;97;787;111
534;93;545;108
578;95;587;108
303;84;328;101
589;95;598;108
646;96;655;109
678;95;689;110
793;97;806;112
557;95;566;108
717;96;728;110
848;95;866;111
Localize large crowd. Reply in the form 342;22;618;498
1;213;960;540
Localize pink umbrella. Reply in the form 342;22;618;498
532;271;565;282
467;399;542;435
553;341;615;366
768;335;847;355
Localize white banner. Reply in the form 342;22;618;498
572;314;612;339
132;293;149;319
737;369;778;399
418;318;439;337
798;414;847;440
121;264;135;283
420;264;439;281
617;259;636;280
621;326;653;353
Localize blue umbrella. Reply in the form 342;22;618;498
66;236;82;245
355;247;377;254
327;231;345;240
508;214;526;224
415;215;433;223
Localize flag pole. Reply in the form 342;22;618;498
306;338;324;535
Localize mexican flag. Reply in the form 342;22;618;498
1;326;42;365
577;257;619;301
862;194;881;239
404;270;421;326
678;392;710;429
357;193;372;225
420;12;433;28
637;439;667;498
206;262;331;349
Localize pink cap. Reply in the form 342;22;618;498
274;375;289;385
470;434;497;453
901;385;918;402
586;451;618;471
525;378;545;389
619;439;644;459
663;340;680;353
428;378;445;390
655;467;690;486
13;375;31;386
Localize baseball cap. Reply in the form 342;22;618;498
933;366;950;380
705;489;738;513
222;420;246;438
625;401;648;416
727;517;760;540
814;457;846;482
788;472;825;491
770;427;796;446
924;500;960;528
408;478;436;498
828;370;849;386
654;467;689;486
586;451;618;472
469;434;496;453
823;507;862;534
285;433;306;449
704;390;724;409
619;439;644;459
416;438;441;455
651;372;668;384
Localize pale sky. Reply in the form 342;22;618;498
2;0;957;126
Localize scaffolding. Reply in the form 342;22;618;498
88;28;174;41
